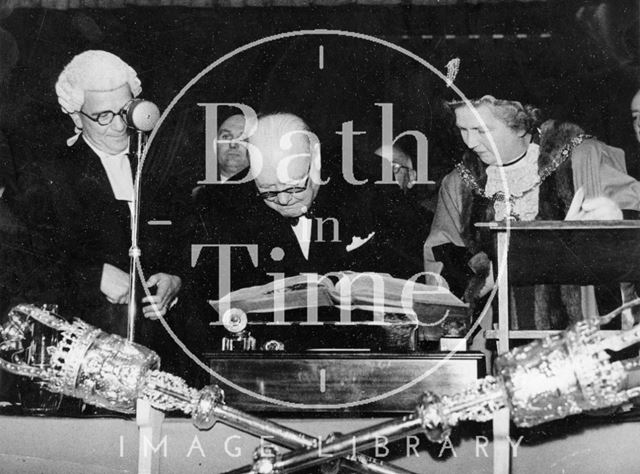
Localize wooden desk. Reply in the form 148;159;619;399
479;220;640;474
204;351;485;413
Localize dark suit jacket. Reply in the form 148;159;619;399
187;168;431;311
177;157;431;359
191;167;255;242
28;139;190;364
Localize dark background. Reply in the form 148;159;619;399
1;0;639;190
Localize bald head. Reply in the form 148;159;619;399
632;90;640;143
248;113;321;218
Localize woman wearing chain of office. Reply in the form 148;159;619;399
425;95;640;330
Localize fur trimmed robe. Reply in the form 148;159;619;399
425;120;640;330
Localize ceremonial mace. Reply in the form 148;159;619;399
0;305;411;474
122;99;161;342
225;313;640;474
2;304;639;474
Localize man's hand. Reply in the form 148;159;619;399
141;273;182;320
100;263;130;304
565;188;622;221
468;251;494;299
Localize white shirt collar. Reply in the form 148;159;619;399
291;215;312;259
83;136;134;205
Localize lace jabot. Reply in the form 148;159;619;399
485;143;540;221
455;134;591;222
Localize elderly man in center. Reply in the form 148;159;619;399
188;112;426;303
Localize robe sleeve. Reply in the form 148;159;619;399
423;170;467;274
571;139;640;211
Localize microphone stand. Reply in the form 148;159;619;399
127;130;146;342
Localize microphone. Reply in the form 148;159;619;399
124;98;160;341
123;98;160;132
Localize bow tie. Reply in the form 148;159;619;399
286;207;316;226
287;215;307;227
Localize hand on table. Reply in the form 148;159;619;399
565;188;622;221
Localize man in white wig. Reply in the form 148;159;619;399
35;50;183;345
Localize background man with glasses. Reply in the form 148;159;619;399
26;51;185;363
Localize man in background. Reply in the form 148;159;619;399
193;113;255;241
217;113;250;182
629;89;640;179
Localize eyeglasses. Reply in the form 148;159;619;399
256;176;309;202
78;99;133;126
392;163;412;174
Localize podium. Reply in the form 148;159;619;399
479;220;640;474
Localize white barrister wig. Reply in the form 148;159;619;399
55;50;142;114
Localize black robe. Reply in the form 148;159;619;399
24;138;193;374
